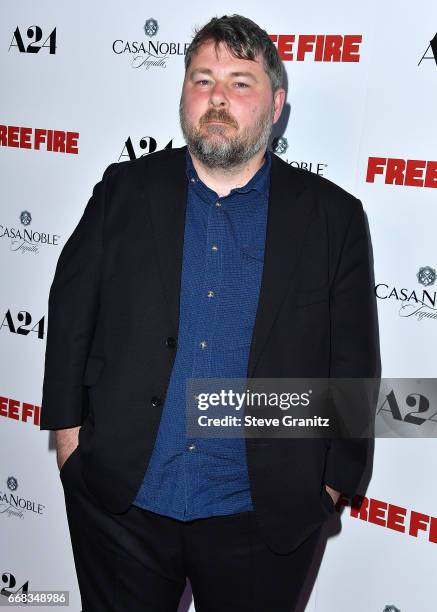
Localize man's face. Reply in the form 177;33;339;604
180;40;285;169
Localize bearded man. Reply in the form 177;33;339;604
41;14;379;612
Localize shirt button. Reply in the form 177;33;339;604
215;201;221;207
199;340;207;349
188;444;196;451
165;336;177;348
207;290;214;298
151;396;162;407
190;177;196;183
211;245;218;252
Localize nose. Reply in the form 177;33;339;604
209;81;228;108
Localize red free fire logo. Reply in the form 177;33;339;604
269;34;362;62
366;157;437;188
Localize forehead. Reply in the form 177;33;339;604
187;40;265;75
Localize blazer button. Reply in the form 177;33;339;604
151;396;162;407
166;336;177;349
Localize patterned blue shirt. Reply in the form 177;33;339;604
132;149;271;520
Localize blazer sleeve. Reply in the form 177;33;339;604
324;198;380;497
39;163;117;430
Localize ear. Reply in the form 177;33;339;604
272;88;286;124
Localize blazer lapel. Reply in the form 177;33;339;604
246;155;315;377
146;146;188;333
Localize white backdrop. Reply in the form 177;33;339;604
1;1;437;610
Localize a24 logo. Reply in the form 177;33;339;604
9;26;57;55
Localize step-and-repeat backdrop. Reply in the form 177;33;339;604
1;1;436;610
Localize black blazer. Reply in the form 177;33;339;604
40;145;380;553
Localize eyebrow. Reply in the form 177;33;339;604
190;67;258;82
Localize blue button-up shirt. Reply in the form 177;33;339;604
132;149;271;520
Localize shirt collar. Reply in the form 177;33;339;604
185;149;271;200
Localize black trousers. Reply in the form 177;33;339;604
60;448;323;612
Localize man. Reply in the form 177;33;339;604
40;14;379;612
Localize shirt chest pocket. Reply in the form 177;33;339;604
235;245;266;314
238;245;265;293
239;245;265;265
213;246;265;351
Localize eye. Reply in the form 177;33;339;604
234;82;250;89
196;79;211;86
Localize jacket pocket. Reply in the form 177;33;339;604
59;445;79;480
320;487;336;514
293;285;330;307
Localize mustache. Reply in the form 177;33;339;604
199;109;239;129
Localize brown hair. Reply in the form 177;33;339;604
185;14;284;93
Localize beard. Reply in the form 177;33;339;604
179;100;274;170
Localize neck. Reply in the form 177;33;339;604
189;147;267;197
